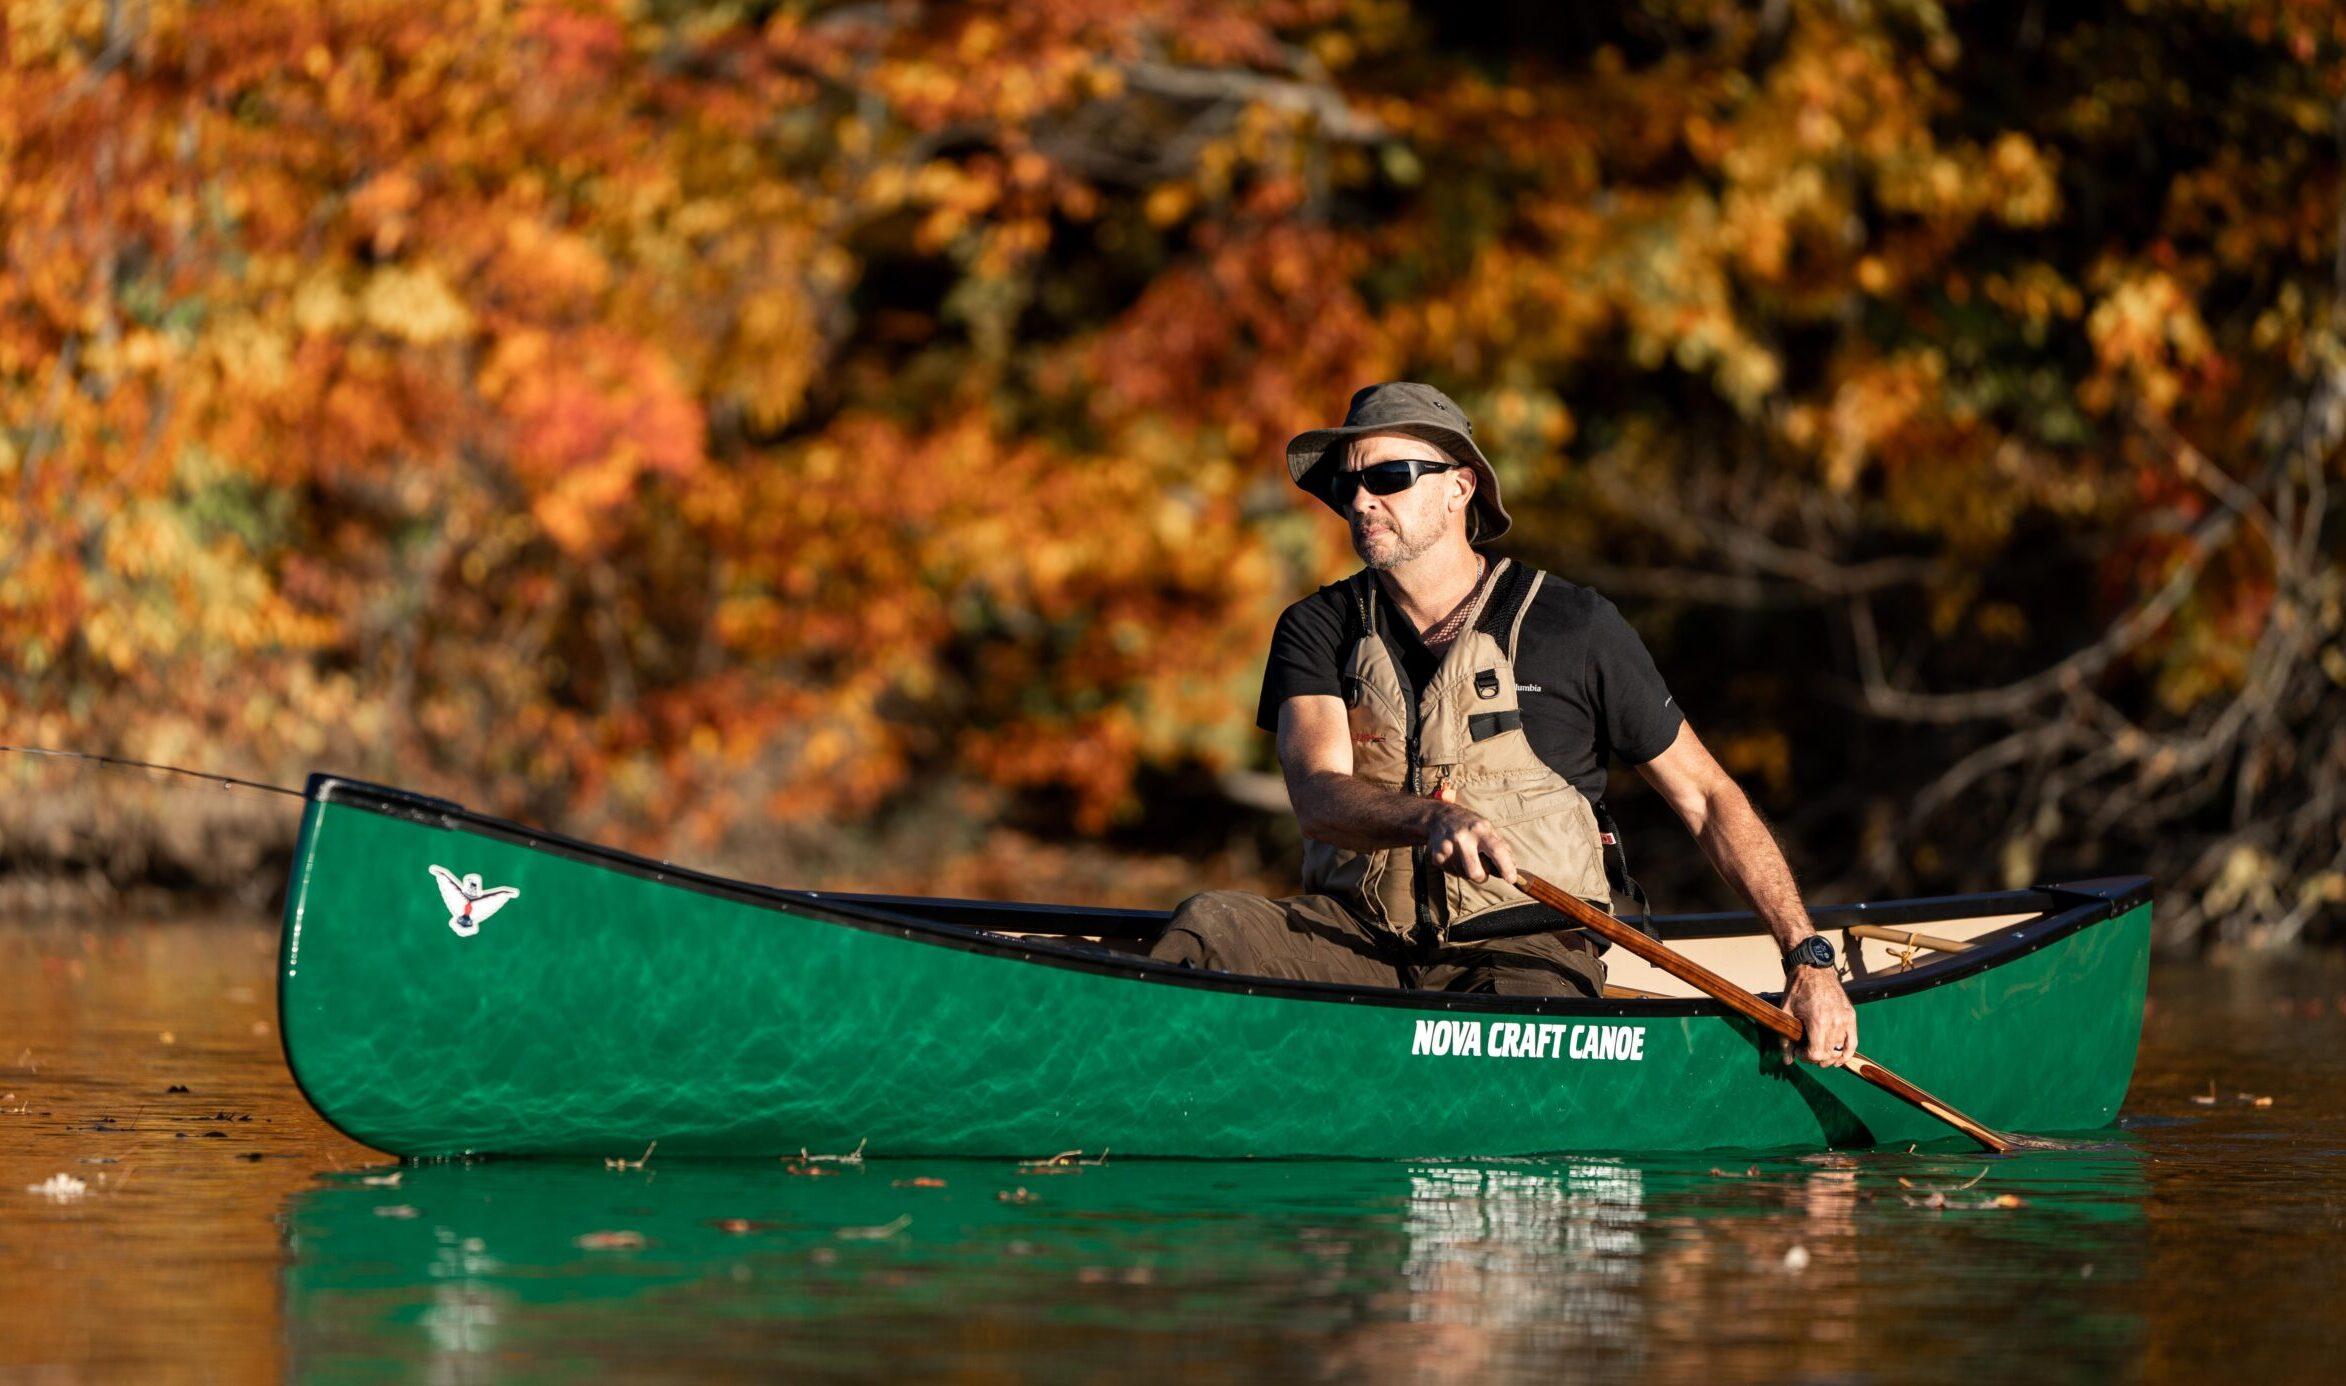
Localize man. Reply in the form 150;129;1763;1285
1148;382;1860;1067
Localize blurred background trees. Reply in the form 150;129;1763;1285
4;0;2341;946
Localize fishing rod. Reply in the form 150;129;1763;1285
0;745;303;799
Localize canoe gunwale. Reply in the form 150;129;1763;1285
300;774;2150;1023
796;885;2090;942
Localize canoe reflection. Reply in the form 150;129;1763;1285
284;1148;2145;1380
1403;1164;1644;1323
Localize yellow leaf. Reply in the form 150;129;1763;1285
361;265;475;346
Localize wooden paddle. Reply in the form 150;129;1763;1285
1504;867;2020;1154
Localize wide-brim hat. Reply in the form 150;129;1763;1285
1284;381;1512;543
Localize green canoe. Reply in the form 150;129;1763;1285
278;776;2152;1158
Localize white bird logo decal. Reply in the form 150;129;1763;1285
428;865;520;938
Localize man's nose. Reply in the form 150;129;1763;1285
1346;480;1382;517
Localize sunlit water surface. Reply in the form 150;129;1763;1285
3;918;2341;1382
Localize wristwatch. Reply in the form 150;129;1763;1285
1782;935;1837;973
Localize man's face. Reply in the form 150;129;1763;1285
1340;432;1472;571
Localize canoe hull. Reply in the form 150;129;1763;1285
279;782;2151;1158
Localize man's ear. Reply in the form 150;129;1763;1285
1452;465;1477;517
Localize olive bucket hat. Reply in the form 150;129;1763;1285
1284;381;1512;543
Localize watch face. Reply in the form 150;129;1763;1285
1794;937;1834;967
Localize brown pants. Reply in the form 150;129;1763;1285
1148;890;1606;998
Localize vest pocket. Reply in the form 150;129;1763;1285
1479;779;1585;828
1300;836;1416;943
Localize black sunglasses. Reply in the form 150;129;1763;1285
1321;458;1465;505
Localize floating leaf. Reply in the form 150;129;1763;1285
575;1230;647;1250
797;1140;868;1165
837;1215;911;1241
26;1174;88;1202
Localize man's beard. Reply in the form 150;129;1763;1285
1353;518;1440;571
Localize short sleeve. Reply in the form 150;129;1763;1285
1586;597;1683;764
1254;591;1350;732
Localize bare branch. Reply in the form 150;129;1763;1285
1570;563;1784;609
1845;501;2240;724
1906;716;2091;825
1594;473;1941;598
1119;61;1383;143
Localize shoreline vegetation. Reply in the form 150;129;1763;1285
0;778;298;919
0;763;1296;922
5;3;2340;946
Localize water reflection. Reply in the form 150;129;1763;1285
13;920;2335;1380
283;1147;2150;1381
416;1230;507;1362
1398;1164;1641;1336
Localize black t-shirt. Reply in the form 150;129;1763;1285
1256;569;1684;805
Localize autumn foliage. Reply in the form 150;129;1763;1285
3;1;2342;943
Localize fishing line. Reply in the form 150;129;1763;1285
0;745;303;799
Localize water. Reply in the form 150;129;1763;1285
4;918;2342;1382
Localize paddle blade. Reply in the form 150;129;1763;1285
1843;1054;2019;1154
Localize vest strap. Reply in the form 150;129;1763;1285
1356;571;1377;636
1593;800;1658;941
1467;709;1522;741
1477;560;1540;655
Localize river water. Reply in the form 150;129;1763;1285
2;917;2341;1382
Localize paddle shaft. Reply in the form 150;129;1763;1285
1506;868;2016;1154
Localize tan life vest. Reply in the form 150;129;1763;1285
1299;559;1613;944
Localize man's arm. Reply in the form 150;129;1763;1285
1633;721;1859;1067
1276;695;1515;884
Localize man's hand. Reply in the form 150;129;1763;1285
1783;964;1857;1068
1423;799;1516;885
